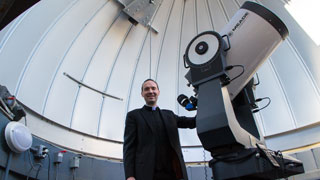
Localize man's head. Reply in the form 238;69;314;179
141;79;160;106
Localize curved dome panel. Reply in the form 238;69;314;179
0;0;320;161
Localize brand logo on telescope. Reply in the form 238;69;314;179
232;12;249;32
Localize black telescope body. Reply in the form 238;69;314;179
181;1;304;179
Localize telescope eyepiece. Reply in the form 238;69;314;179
177;94;190;107
177;94;197;111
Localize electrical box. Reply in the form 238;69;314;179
70;156;80;168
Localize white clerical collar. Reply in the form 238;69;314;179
145;104;158;111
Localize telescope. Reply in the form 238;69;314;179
180;1;304;179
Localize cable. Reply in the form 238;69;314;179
222;65;245;86
72;168;76;180
203;149;208;180
26;149;43;180
253;97;271;113
55;164;60;180
48;153;51;180
26;163;42;180
253;73;260;86
3;151;13;180
228;65;245;82
26;167;34;180
35;153;51;180
35;165;42;179
24;116;27;126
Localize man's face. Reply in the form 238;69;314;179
141;80;160;106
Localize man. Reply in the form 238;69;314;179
123;79;196;180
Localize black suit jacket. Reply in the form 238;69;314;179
123;106;196;180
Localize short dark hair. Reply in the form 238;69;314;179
141;79;159;92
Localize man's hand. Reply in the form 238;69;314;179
127;177;135;180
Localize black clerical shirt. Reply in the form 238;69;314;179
143;105;177;179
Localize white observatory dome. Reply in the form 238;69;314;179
0;0;319;162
